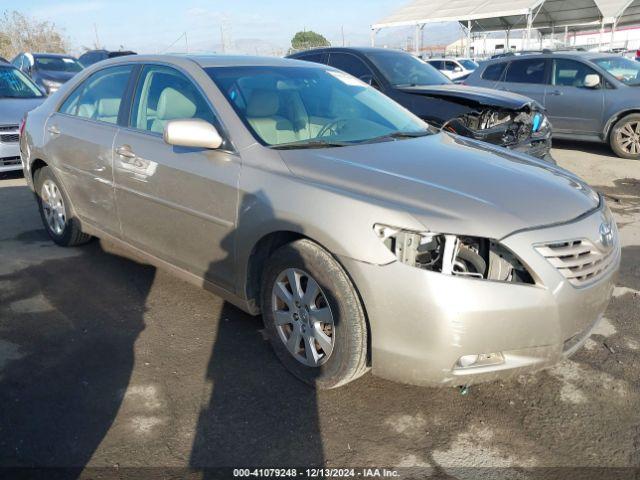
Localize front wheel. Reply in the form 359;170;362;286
610;114;640;160
34;166;92;246
261;239;369;389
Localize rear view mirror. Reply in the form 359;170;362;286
163;119;223;149
584;74;601;89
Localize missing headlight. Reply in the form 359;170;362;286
374;225;535;284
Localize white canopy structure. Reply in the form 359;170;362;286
372;0;637;55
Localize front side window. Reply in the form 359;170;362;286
0;66;44;98
552;59;600;87
34;56;83;73
366;51;450;87
593;56;640;86
505;59;547;84
459;59;479;70
206;65;430;147
130;65;217;134
59;65;132;124
296;53;326;65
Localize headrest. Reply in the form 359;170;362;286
246;89;280;117
97;98;120;117
157;87;197;120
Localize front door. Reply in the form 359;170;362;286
544;58;605;135
113;64;240;289
43;65;134;236
499;58;549;105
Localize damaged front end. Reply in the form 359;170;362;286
374;224;536;285
443;106;553;162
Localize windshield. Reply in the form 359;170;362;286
365;51;451;87
0;66;43;98
206;65;430;148
594;56;640;86
34;56;83;73
459;59;479;70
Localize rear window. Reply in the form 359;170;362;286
481;62;506;81
504;59;547;84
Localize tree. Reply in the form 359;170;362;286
0;10;69;60
291;30;330;51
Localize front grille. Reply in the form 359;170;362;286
0;134;19;143
0;156;21;167
0;124;18;133
535;239;616;287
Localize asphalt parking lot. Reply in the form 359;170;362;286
0;140;638;478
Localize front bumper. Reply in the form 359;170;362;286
341;207;620;387
0;130;22;173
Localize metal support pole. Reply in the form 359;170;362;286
370;28;378;47
415;24;421;55
466;20;472;58
599;19;606;51
610;19;619;51
564;25;569;47
526;12;533;50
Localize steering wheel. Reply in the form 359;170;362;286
317;118;350;138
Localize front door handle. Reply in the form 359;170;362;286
549;90;563;96
115;145;136;159
47;125;60;135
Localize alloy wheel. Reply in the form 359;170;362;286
617;121;640;155
41;179;67;236
271;268;335;367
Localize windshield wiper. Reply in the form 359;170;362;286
355;130;432;145
270;139;352;150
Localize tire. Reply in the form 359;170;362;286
610;114;640;160
261;239;369;389
34;166;92;247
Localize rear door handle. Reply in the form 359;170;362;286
115;145;136;159
47;125;60;135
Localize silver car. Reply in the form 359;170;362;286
20;55;620;389
1;63;45;173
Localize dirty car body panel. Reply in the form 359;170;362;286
21;54;618;387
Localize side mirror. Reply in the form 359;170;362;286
454;66;463;73
584;74;601;89
163;119;223;149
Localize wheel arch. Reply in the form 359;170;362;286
604;109;640;141
244;229;372;365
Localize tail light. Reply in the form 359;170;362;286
636;49;640;58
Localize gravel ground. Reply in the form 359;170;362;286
0;140;638;479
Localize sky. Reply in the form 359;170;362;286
6;0;462;55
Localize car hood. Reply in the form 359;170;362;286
0;98;45;125
397;84;541;110
39;70;77;83
278;133;599;240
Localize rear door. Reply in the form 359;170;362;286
44;64;134;237
544;58;605;135
113;64;240;289
499;57;549;104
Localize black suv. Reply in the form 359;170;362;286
78;49;136;67
288;47;553;162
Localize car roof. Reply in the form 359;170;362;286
289;47;408;56
484;51;617;64
102;54;325;69
30;52;77;58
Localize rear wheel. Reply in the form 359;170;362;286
610;114;640;160
34;166;92;246
261;239;368;389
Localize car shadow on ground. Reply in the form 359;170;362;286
0;233;154;477
552;139;615;157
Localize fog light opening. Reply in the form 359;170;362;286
455;352;505;370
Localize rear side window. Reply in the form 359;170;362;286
482;63;507;81
504;59;547;84
328;53;372;79
59;65;132;124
